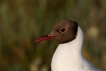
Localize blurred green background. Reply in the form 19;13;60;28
0;0;106;71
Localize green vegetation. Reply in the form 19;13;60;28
0;0;106;71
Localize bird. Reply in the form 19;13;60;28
35;20;103;71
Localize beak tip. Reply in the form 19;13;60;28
34;40;39;42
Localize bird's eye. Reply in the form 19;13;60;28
59;28;66;33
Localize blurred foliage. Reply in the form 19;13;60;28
0;0;106;71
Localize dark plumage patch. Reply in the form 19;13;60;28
49;20;78;44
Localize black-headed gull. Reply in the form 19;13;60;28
35;20;103;71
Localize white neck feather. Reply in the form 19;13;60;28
51;26;102;71
51;27;84;71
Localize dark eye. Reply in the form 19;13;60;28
59;28;66;33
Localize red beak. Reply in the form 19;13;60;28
34;35;55;42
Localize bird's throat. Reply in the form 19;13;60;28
51;27;84;71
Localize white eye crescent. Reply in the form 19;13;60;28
59;27;66;33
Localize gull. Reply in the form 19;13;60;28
35;20;103;71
